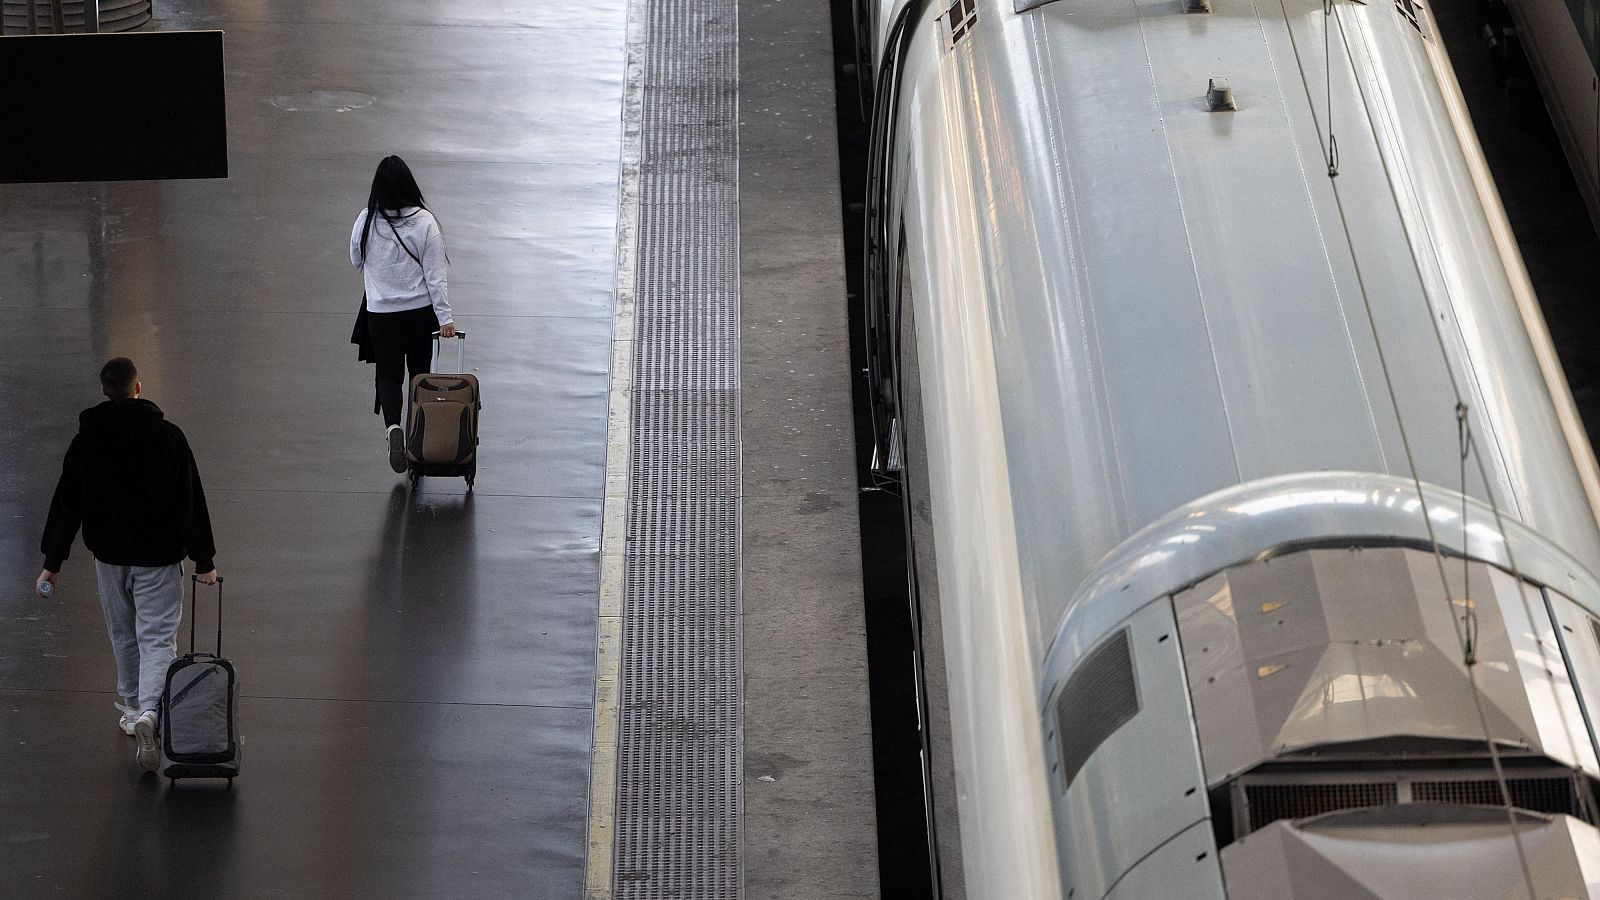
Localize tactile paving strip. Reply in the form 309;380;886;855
615;0;741;895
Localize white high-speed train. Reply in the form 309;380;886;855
856;0;1600;896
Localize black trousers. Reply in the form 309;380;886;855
368;305;437;427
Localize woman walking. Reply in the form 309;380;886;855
351;155;454;473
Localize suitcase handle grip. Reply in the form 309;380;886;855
431;331;467;372
189;574;224;656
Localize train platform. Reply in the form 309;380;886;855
0;1;876;897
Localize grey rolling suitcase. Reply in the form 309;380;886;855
160;575;241;784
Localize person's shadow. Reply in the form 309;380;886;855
86;770;242;897
363;482;481;699
313;482;483;891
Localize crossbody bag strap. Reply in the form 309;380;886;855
385;216;424;269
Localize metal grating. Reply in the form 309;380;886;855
1245;782;1398;831
1412;777;1582;817
1;0;150;33
1055;629;1139;789
614;0;742;895
1239;775;1590;834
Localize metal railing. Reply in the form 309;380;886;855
2;1;153;35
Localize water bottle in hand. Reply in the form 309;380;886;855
37;580;52;598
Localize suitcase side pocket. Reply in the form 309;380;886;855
416;400;472;465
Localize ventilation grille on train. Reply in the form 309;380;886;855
1054;629;1138;789
1246;782;1398;832
1237;773;1592;837
944;0;977;48
1412;777;1583;813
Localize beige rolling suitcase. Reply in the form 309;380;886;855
405;332;480;488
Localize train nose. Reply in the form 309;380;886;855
1039;473;1600;900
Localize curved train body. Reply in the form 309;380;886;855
858;0;1600;896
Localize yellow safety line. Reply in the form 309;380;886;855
585;0;647;895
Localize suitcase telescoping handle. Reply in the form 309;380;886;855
431;330;467;373
188;574;224;656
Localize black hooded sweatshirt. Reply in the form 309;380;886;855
40;398;215;574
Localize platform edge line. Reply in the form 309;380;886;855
584;0;647;896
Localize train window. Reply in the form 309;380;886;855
1054;629;1140;789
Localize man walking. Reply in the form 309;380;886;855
36;358;220;773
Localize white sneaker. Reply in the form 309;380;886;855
387;425;407;474
133;711;159;772
115;702;139;736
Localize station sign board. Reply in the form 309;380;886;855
1;30;227;183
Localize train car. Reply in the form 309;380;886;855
856;0;1600;896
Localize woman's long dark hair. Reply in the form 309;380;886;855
359;155;430;263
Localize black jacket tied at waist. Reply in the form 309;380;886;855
352;293;381;413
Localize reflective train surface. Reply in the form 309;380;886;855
856;0;1600;896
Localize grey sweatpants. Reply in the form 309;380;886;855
93;561;183;714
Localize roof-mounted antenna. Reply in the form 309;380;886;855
1206;77;1237;111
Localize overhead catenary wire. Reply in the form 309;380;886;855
1327;163;1542;900
1323;0;1338;176
1322;0;1586;795
1457;404;1479;665
1282;0;1540;892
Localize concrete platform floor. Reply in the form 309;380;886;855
0;2;625;896
737;0;882;897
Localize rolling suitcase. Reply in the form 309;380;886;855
160;575;240;784
406;331;480;488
